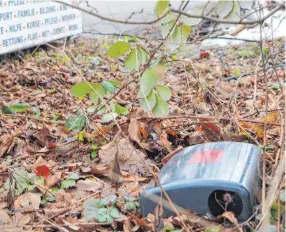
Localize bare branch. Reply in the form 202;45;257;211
55;0;283;25
54;0;170;25
171;4;284;25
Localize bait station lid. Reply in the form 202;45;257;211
140;142;262;222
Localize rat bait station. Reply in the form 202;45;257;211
140;142;262;222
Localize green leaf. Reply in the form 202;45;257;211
140;69;159;96
97;214;113;223
109;207;120;218
72;82;104;104
101;113;118;123
64;115;86;132
224;0;240;21
61;179;76;189
102;80;116;93
167;24;191;50
106;41;131;58
156;85;171;101
139;89;156;111
107;80;121;88
154;0;170;17
107;195;117;204
126;201;136;210
270;202;285;223
2;105;15;114
100;198;110;206
91;151;98;159
152;94;170;116
161;14;176;38
9;103;31;113
10;168;36;195
125;47;149;71
125;49;139;70
216;0;234;18
138;47;149;65
83;199;101;219
114;104;128;115
72;82;99;97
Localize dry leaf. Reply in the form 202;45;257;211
129;118;141;143
129;119;150;150
45;172;62;188
264;111;279;123
35;126;51;146
0;210;12;225
130;215;152;229
122;175;147;182
0;131;22;157
62;218;80;231
129;180;140;195
123;218;132;232
220;211;238;225
33;156;50;170
13;212;31;226
54;190;76;208
90;164;110;175
99;138;149;176
253;124;264;138
160;132;173;153
0;134;14;157
139;124;148;139
76;179;104;192
14;192;41;211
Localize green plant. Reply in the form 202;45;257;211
124;196;139;211
60;173;79;189
83;195;120;222
4;168;44;195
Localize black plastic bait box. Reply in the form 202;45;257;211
140;142;262;221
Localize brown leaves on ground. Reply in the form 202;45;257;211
14;192;41;211
99;137;151;176
0;131;22;157
0;37;284;231
76;178;104;192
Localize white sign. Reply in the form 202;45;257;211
0;0;82;55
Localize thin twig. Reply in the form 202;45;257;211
136;114;281;126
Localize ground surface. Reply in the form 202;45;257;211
0;36;285;232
